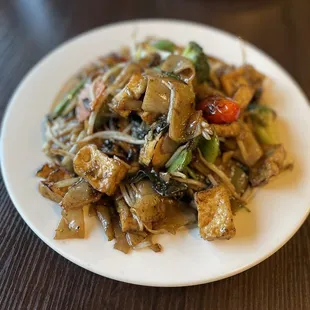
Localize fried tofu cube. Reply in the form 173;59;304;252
195;185;236;240
111;72;146;117
73;144;129;195
212;122;241;138
115;198;140;232
221;65;264;97
139;131;162;166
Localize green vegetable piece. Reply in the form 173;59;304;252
184;167;198;180
199;135;220;163
182;41;210;83
51;79;85;118
168;149;192;173
231;165;248;194
152;40;176;52
248;103;279;144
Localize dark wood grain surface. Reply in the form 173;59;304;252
0;1;309;309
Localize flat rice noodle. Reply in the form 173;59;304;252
36;163;58;178
165;80;201;143
50;182;69;197
126;231;162;252
38;181;63;203
111;73;146;117
46;167;72;183
152;200;197;234
160;55;195;84
96;203;115;241
37;164;72;201
142;76;171;114
54;209;85;240
113;217;131;254
125;231;148;248
60;179;101;210
111;63;141;91
132;181;166;223
87;204;97;217
133;195;164;223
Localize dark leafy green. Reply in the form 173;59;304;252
130;170;188;198
199;135;220;163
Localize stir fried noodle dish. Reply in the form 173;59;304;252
36;38;292;253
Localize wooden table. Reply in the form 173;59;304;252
0;1;309;309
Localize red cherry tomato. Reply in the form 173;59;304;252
197;96;240;124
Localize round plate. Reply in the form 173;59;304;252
1;19;309;287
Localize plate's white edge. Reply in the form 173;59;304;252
0;18;309;287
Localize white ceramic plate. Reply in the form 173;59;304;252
1;19;309;287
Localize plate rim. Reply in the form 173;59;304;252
1;18;309;287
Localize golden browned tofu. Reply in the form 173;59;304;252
115;198;140;232
111;73;146;117
139;132;162;166
195;82;224;100
73;144;129;195
195;185;236;240
139;132;178;168
212;122;241;138
221;65;264;97
221;73;248;97
138;111;160;125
